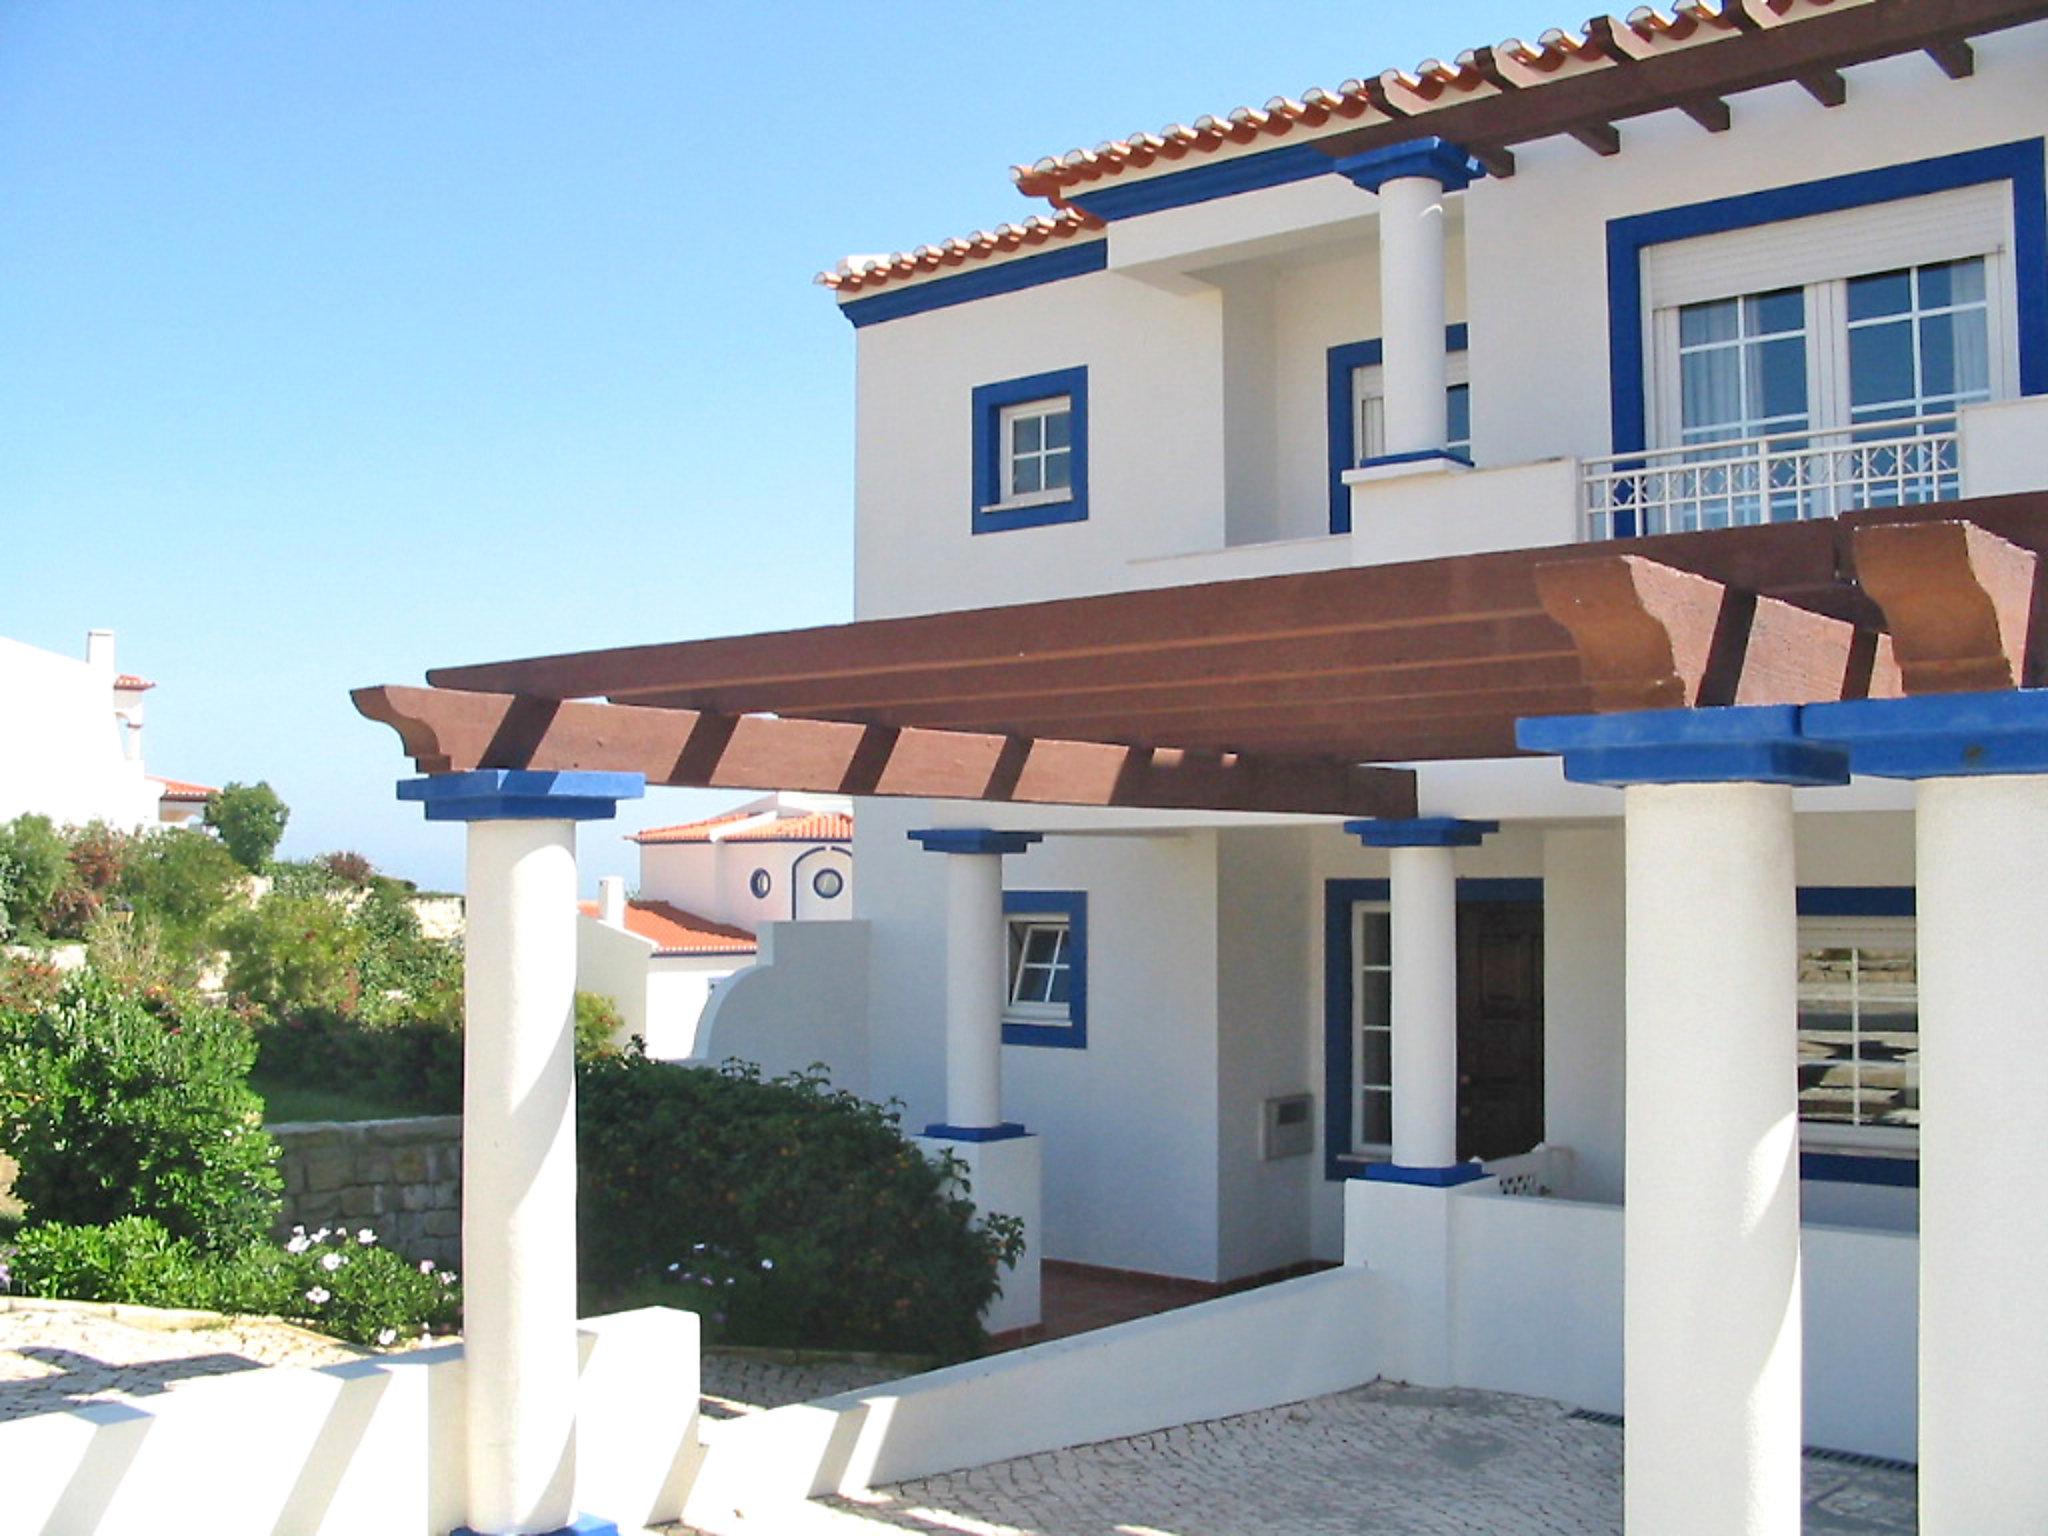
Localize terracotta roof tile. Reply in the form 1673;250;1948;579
114;674;156;692
821;0;1846;294
717;810;853;844
151;777;218;801
633;808;852;845
577;898;757;956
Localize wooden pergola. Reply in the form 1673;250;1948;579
356;495;2048;813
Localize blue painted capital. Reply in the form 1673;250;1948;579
922;1121;1031;1143
1361;1162;1493;1188
1802;690;2048;780
908;828;1044;856
396;769;646;823
1517;705;1849;788
1344;816;1498;848
452;1515;619;1536
1333;137;1486;194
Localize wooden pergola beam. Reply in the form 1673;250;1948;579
1533;554;1895;713
352;685;1420;820
1848;520;2041;693
1306;0;2040;163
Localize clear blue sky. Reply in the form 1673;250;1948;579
2;0;1565;894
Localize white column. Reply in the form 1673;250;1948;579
463;817;581;1536
944;850;1006;1130
1377;173;1449;458
1623;781;1802;1536
1915;773;2048;1535
1389;844;1458;1169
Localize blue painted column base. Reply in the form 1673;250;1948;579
451;1517;618;1536
1362;1162;1493;1188
923;1121;1030;1142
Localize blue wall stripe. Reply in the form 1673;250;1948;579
1605;139;2048;473
1802;1151;1919;1188
1796;886;1916;918
1325;323;1469;534
840;241;1109;328
1066;142;1339;221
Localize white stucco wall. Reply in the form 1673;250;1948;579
0;634;162;832
695;919;871;1091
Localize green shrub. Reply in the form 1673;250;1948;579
254;1008;463;1116
6;1216;460;1347
116;827;246;961
217;892;365;1016
0;974;281;1250
575;991;625;1064
0;815;76;939
352;885;462;1030
578;1055;1023;1360
205;781;288;873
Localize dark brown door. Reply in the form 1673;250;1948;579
1456;901;1544;1162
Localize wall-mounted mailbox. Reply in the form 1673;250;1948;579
1262;1092;1315;1160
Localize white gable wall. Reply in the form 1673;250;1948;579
0;634;161;831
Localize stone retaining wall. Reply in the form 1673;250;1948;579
272;1116;462;1269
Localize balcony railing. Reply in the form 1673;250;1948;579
1582;415;1963;541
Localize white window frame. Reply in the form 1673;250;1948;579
1350;357;1472;465
992;395;1075;512
1005;912;1073;1026
1351;900;1394;1155
1645;185;2019;451
1797;916;1918;1155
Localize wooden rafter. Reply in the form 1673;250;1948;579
1925;37;1977;77
1306;0;2041;164
351;686;1420;820
1798;67;1849;106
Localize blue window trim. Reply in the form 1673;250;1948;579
1797;886;1915;918
839;241;1108;328
971;367;1090;535
1003;889;1088;1049
1325;324;1468;534
1321;876;1540;1181
1604;139;2048;496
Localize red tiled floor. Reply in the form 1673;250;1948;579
995;1259;1337;1350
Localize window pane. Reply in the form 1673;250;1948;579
1754;336;1809;421
1013;457;1041;494
1022;926;1063;966
1357;971;1391;1030
1357;1028;1391;1089
1012;415;1042;454
1446;383;1471;449
1850;320;1915;409
1358;1090;1392;1147
1749;287;1805;336
1357;911;1390;967
1043;410;1071;450
1848;268;1913;322
1046;967;1071;1005
1682;348;1744;433
1043;449;1072;490
1921;310;1990;400
1920;257;1985;309
1680;298;1738;347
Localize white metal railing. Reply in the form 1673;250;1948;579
1582;415;1963;540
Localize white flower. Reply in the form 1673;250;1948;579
376;1327;398;1347
306;1286;331;1306
419;1259;436;1274
356;1229;376;1246
285;1233;311;1255
438;1271;457;1287
319;1252;346;1272
760;1259;775;1272
311;1227;332;1244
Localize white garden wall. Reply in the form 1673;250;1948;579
5;1307;701;1536
694;919;870;1090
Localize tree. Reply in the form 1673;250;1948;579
205;781;289;872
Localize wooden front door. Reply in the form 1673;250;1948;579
1456;901;1545;1162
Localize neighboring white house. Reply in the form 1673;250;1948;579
575;793;852;1056
0;628;217;830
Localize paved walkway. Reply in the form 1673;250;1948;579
818;1383;1917;1536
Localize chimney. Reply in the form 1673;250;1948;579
598;876;627;927
86;629;115;673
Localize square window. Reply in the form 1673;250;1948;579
1002;890;1087;1048
972;368;1090;534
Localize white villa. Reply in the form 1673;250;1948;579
574;793;851;1057
0;628;217;832
28;4;2039;1534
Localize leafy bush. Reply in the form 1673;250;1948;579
578;1055;1023;1360
254;1008;463;1116
318;850;376;888
205;781;288;873
217;892;365;1016
0;815;76;939
0;974;281;1251
116;827;246;961
575;991;625;1064
352;885;462;1030
6;1216;460;1347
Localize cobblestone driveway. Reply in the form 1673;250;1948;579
823;1383;1917;1536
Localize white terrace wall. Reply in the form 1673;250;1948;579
6;1307;701;1536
